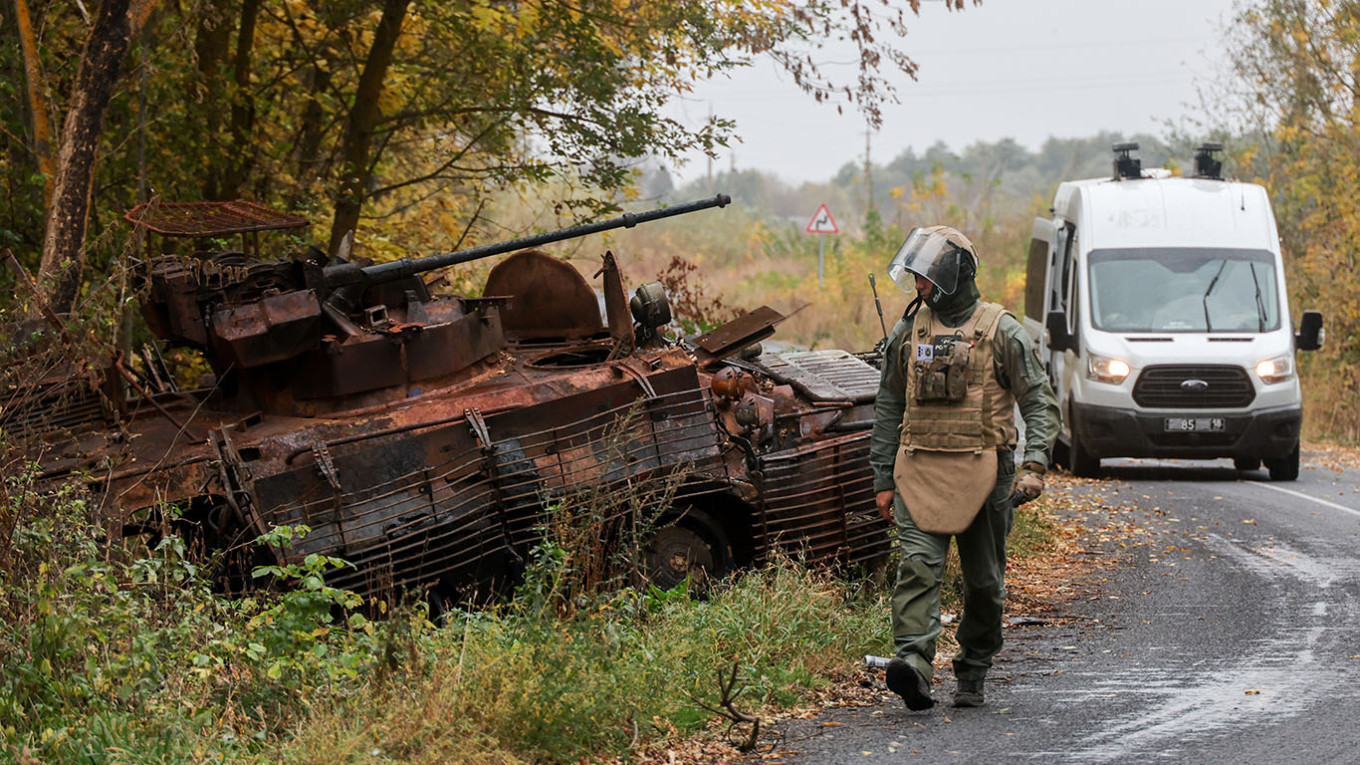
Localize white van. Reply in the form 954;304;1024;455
1023;143;1324;481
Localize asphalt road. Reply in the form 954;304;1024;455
759;449;1360;763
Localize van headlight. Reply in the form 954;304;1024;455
1255;354;1295;384
1087;354;1131;384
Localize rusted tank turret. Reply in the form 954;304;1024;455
11;195;888;603
132;195;731;417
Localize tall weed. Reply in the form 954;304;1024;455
267;559;889;764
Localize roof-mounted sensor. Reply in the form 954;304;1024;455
1112;142;1141;180
1194;142;1224;180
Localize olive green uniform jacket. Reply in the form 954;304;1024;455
869;303;1060;493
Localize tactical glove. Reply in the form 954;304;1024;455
1013;462;1046;503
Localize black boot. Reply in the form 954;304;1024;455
952;677;985;707
885;658;935;711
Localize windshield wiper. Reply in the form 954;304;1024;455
1249;262;1267;331
1201;259;1228;331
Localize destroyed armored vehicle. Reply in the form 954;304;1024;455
6;195;888;601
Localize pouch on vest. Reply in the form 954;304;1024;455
913;332;971;404
893;448;997;534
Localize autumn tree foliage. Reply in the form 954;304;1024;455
0;0;971;314
1228;0;1360;438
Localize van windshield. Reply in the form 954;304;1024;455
1088;248;1280;333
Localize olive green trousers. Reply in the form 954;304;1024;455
890;451;1015;682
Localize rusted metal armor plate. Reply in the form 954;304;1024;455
753;431;888;567
692;306;784;364
483;250;604;340
251;365;725;598
123;200;310;236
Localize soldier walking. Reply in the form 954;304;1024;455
869;226;1060;709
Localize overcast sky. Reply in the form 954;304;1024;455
666;0;1241;186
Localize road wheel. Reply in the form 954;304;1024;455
1068;434;1100;478
644;509;732;592
1265;442;1300;482
1233;457;1262;472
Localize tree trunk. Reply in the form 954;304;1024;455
219;0;261;198
292;62;333;205
194;0;233;200
37;0;138;315
14;0;56;205
326;0;411;257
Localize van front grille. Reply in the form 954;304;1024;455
1132;365;1255;409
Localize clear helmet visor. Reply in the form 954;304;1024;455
886;227;972;295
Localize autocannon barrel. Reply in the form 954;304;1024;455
353;193;730;285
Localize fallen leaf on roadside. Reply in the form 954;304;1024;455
1245;689;1260;695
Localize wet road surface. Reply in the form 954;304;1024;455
759;450;1360;763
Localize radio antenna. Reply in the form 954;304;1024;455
868;273;889;345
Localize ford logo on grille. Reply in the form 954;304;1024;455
1181;379;1210;392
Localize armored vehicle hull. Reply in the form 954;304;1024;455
8;196;888;601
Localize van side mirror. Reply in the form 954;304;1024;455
1046;310;1077;353
1296;310;1324;351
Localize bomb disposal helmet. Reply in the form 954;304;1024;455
886;226;979;296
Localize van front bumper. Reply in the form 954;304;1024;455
1070;402;1300;460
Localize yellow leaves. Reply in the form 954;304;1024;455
605;37;628;59
282;0;325;42
518;4;540;37
470;4;508;32
745;220;773;260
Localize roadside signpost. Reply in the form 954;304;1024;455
805;203;839;288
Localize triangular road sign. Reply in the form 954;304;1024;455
805;203;839;234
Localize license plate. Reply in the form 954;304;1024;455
1164;417;1225;432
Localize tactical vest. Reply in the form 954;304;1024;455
898;301;1017;453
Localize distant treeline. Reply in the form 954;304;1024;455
672;131;1206;227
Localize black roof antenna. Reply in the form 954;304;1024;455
1193;142;1224;180
1112;142;1141;180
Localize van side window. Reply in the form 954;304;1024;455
1066;229;1080;329
1024;234;1048;322
1050;227;1066;312
1053;224;1076;313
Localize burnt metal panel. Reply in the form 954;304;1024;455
753;349;882;403
692;306;784;365
123;200;310;236
210;290;323;368
292;336;406;399
145;266;210;346
753;431;889;568
1;379;112;438
483;250;605;340
253;365;726;599
405;309;505;381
